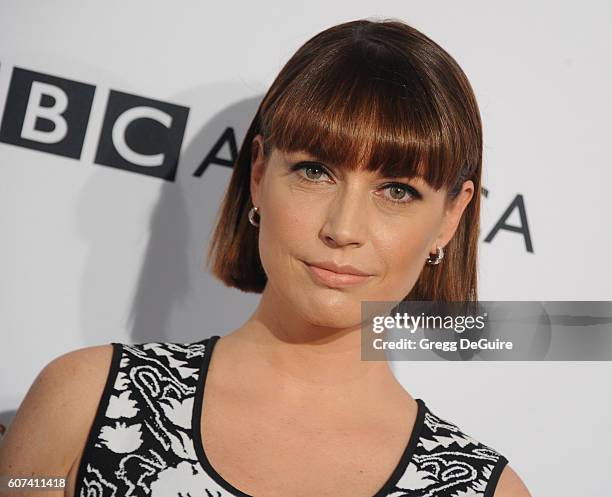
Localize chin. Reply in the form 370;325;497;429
294;290;363;327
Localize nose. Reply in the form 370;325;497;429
319;185;368;248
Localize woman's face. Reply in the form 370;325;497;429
250;134;474;329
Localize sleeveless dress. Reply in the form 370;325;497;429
74;335;509;497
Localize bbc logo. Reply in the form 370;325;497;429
0;66;190;181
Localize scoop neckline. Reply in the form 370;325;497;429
191;334;427;497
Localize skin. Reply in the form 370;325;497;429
0;132;531;497
215;133;530;496
189;133;479;496
223;131;474;402
245;132;474;353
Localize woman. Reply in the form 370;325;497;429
0;18;531;497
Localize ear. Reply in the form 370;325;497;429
250;134;267;207
430;180;475;252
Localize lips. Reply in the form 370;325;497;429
304;260;371;276
303;261;372;288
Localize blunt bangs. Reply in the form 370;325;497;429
207;18;483;300
260;24;479;196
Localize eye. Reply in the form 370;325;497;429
291;161;332;183
379;183;420;205
290;161;422;205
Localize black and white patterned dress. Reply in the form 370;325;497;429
75;335;508;497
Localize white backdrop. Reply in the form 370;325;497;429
1;1;611;496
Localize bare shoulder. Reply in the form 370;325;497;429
0;343;117;477
493;464;532;497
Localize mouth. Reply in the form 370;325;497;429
302;261;372;288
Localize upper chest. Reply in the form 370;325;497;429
199;375;418;497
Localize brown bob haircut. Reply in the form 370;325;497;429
207;17;483;302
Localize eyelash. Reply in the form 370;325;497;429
290;162;421;205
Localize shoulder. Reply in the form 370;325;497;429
0;343;117;474
15;342;118;418
48;343;118;380
26;343;117;415
492;464;532;497
414;401;531;497
41;343;120;404
107;339;208;387
119;339;208;364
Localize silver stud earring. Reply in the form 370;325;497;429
426;245;444;265
248;206;260;227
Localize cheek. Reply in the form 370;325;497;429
373;218;435;292
257;187;314;274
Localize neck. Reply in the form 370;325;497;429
226;283;402;404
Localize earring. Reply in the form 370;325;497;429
426;245;444;265
248;206;260;227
